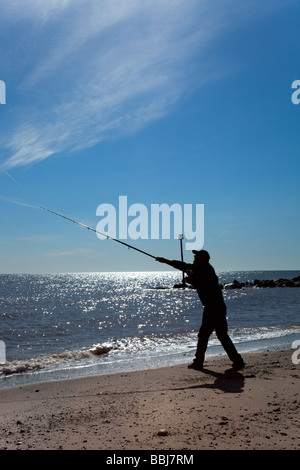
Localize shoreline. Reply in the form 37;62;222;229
1;331;298;390
0;347;299;450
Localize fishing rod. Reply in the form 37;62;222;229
0;166;157;260
40;206;157;260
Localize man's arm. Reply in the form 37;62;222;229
156;257;192;272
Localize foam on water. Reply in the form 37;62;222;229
1;324;298;379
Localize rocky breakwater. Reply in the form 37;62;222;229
223;275;300;289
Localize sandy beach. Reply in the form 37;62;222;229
0;348;299;451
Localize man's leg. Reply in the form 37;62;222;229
189;308;214;369
215;312;244;368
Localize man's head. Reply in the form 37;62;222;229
192;249;210;266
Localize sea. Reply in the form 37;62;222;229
0;270;299;388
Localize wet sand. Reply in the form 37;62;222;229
0;348;299;450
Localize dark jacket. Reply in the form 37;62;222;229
165;259;224;307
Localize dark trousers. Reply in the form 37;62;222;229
195;302;242;365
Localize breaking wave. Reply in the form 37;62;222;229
1;324;299;377
0;344;111;376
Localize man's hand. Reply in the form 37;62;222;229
156;257;167;263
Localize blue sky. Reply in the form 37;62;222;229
0;0;299;273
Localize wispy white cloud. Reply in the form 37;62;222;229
15;234;61;243
0;0;72;23
45;248;93;257
0;0;286;169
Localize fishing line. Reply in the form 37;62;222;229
0;195;40;210
0;166;39;207
1;167;157;260
40;206;157;260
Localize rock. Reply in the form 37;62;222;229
224;280;245;289
254;279;276;288
90;346;111;356
159;275;300;291
275;278;291;287
157;429;168;436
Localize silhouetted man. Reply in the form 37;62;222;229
156;250;245;370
